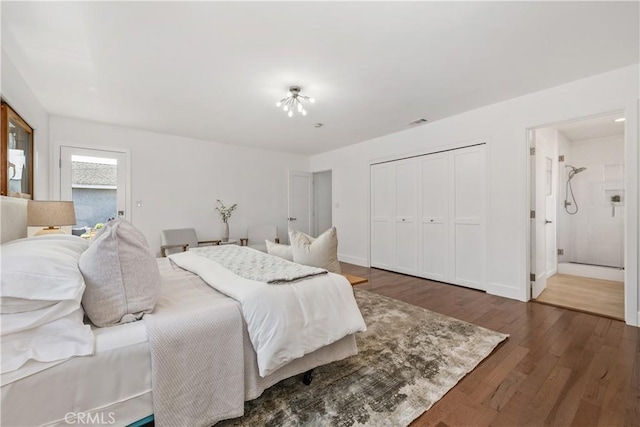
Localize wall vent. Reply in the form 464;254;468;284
408;118;428;126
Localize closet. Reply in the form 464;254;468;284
370;144;486;290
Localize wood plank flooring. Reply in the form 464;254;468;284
536;274;624;320
340;263;639;427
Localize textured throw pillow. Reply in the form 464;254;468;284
266;239;293;261
79;219;161;327
289;227;341;274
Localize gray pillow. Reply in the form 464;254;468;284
79;219;160;327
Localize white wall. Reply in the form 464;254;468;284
1;50;49;199
313;170;332;237
557;132;572;263
49;116;309;254
310;64;639;326
561;135;625;268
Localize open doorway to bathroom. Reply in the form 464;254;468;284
529;112;625;320
312;169;332;237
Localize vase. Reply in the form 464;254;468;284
222;221;229;242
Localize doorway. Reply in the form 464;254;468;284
312;170;332;237
60;146;129;234
529;112;625;320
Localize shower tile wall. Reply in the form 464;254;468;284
557;135;625;268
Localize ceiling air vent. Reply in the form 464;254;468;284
408;118;428;126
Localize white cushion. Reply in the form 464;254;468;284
80;219;161;327
289;227;341;274
265;240;293;261
0;235;94;373
0;235;89;313
1;309;94;374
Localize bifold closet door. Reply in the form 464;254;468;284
394;159;417;275
418;154;448;281
450;146;485;290
371;163;395;270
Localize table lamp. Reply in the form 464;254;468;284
27;201;77;236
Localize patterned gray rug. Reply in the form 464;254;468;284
220;289;508;426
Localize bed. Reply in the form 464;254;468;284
0;197;365;426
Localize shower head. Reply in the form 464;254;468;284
566;165;587;175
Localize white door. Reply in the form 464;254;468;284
529;131;551;298
418;153;448;281
288;171;313;235
394;159;418;275
450;146;485;290
60;146;129;229
370;163;395;269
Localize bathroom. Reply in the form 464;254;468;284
531;112;625;320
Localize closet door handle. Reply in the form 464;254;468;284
545;220;553;224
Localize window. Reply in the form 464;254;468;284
1;102;34;199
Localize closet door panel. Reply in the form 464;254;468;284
454;223;483;286
419;155;448;279
371;164;395;269
394;159;417;274
451;147;485;289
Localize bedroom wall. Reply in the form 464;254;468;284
48;116;309;255
1;50;50;199
309;64;639;326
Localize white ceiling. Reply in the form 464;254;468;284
553;112;626;142
2;2;638;155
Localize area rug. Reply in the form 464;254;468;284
219;289;508;427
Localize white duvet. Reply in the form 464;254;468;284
169;250;366;377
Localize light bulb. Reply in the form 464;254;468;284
288;110;293;117
302;110;307;116
283;105;288;111
309;98;315;103
276;101;281;107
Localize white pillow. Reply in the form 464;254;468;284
1;309;94;374
289;227;341;274
266;240;293;261
80;219;161;327
1;235;89;312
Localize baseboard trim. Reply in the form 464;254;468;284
487;282;526;302
338;254;369;267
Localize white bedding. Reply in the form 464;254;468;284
169;249;367;377
1;320;152;427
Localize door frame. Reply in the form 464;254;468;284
525;109;636;326
57;144;131;222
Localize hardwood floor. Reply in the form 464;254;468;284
536;274;624;321
340;263;639;427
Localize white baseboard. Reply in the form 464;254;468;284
557;263;624;282
487;282;527;302
338;254;369;267
546;268;557;278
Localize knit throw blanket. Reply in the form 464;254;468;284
190;245;327;284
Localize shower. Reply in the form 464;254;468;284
564;165;587;215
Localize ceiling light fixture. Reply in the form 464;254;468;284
614;117;625;122
276;86;315;117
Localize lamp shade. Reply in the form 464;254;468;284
27;201;77;227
